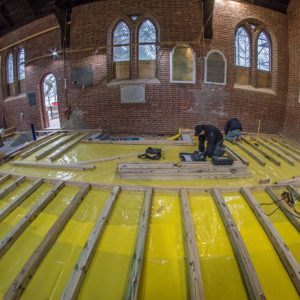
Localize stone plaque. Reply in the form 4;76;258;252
120;84;145;103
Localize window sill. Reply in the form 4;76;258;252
234;84;275;95
4;93;27;102
107;78;160;87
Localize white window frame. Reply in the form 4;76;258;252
170;44;196;84
204;50;227;85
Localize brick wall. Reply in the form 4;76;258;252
0;0;294;136
283;0;300;142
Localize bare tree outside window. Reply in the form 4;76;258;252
7;53;14;84
138;20;156;60
235;27;250;67
257;31;270;71
113;21;130;62
18;48;25;80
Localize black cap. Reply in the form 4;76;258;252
195;125;204;136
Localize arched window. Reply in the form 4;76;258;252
235;27;250;67
7;53;14;84
113;21;130;79
257;31;271;71
204;50;226;85
170;44;195;83
18;48;25;80
138;19;156;78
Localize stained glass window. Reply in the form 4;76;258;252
7;53;14;83
235;27;250;67
257;31;270;71
18;48;25;80
113;21;130;62
138;20;156;60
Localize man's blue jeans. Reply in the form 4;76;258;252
226;130;242;142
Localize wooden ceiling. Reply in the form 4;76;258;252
0;0;291;38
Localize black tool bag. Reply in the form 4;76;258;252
138;147;162;160
179;151;201;162
211;155;234;165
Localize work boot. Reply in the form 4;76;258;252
232;136;237;144
237;136;242;143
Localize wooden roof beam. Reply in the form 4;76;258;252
203;0;214;39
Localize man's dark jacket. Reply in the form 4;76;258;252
196;125;223;158
224;118;242;134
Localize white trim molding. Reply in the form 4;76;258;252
204;49;227;86
170;44;196;84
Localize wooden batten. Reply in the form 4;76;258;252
241;187;300;294
3;184;91;300
61;185;120;300
236;142;266;166
242;138;280;166
224;144;250;166
21;133;66;158
49;133;90;161
0;181;65;259
81;139;195;146
265;187;300;232
211;188;266;300
180;189;205;300
0;176;26;200
126;187;153;300
0;173;11;185
36;133;80;160
11;161;95;171
0;178;44;222
275;139;300;156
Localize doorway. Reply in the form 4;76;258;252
42;74;60;129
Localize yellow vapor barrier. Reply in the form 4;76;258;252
189;192;248;300
0;186;80;298
0;143;299;187
223;192;299;299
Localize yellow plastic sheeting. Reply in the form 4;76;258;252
77;191;144;300
189;192;247;299
0;186;80;298
22;188;111;300
252;190;300;264
223;192;299;299
138;193;188;300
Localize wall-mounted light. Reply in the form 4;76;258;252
51;49;58;57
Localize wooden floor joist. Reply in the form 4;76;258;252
265;187;300;232
0;176;26;200
211;188;266;300
241;187;300;294
275;139;300;156
262;138;300;162
21;132;66;158
279;138;300;152
255;140;294;166
0;181;65;259
81;139;195;146
0;178;43;222
126;187;153;300
242;138;280;166
236;142;266;166
11;161;95;171
49;133;90;161
61;185;120;300
180;189;205;300
3;184;91;300
36;133;80;160
0;173;11;185
224;144;249;166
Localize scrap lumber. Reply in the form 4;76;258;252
4;132;15;139
275;178;300;185
259;178;271;185
236;142;266;166
0;173;11;185
75;152;144;165
0;181;65;259
61;186;121;300
265;187;300;232
3;184;91;300
256;140;294;166
211;188;265;299
4;127;16;135
11;161;95;171
224;144;249;166
242;138;280;166
275;139;300;156
36;133;80;160
21;133;66;158
179;189;205;300
49;133;90;161
262;138;300;162
241;187;300;294
0;176;26;200
8;131;59;158
0;178;43;222
126;187;153;300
